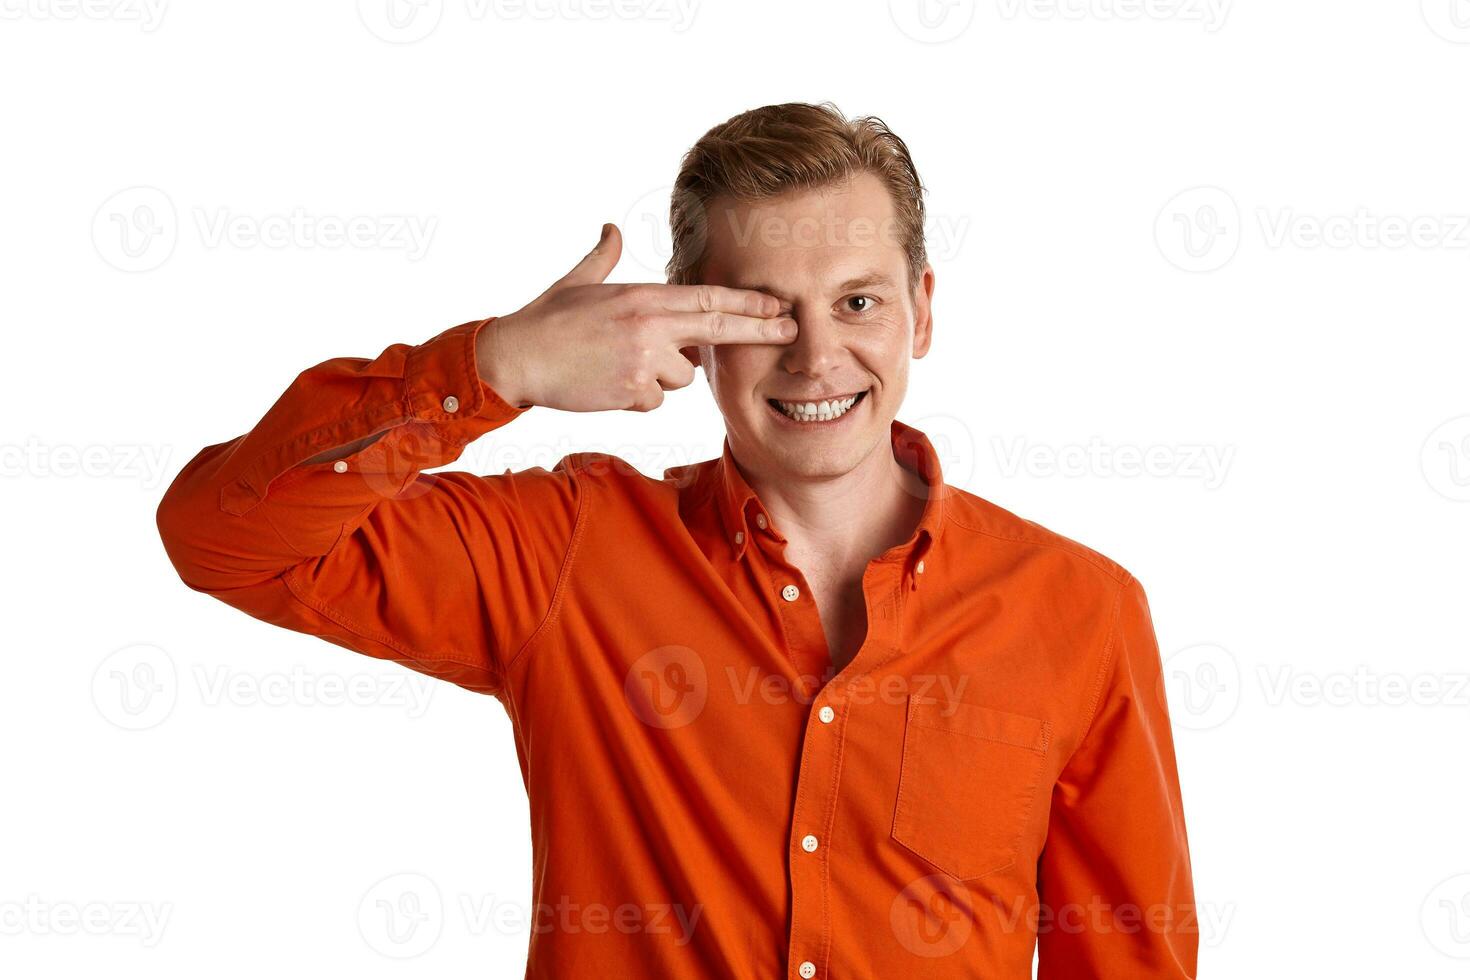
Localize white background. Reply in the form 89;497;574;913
3;1;1469;976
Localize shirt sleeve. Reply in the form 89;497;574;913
1035;573;1199;978
155;317;582;697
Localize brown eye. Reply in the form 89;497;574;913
846;295;875;313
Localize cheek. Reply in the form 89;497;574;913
708;346;778;401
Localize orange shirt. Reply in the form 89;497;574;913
157;317;1197;978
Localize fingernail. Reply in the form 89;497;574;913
780;319;798;338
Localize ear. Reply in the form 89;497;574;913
911;264;936;359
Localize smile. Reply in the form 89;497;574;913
767;389;868;424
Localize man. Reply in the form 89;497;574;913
158;102;1197;978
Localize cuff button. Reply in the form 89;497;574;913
442;394;460;413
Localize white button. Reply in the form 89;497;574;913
781;584;800;602
818;705;835;724
734;530;745;545
442;394;460;413
801;834;819;852
755;513;768;530
798;961;816;978
332;460;348;473
916;559;926;574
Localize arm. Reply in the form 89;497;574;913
156;225;796;696
1036;574;1199;978
155;316;577;696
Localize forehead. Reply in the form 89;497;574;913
698;171;907;292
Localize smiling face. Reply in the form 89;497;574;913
696;171;935;483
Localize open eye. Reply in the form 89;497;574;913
844;295;878;314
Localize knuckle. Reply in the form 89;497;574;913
695;284;716;313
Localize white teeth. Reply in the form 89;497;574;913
774;393;861;422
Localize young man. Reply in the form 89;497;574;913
158;103;1197;978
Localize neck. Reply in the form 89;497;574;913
733;433;929;571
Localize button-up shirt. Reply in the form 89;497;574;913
157;317;1198;978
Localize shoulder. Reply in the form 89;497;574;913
940;484;1135;590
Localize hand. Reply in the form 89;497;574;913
477;223;797;411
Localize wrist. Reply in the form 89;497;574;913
476;315;536;409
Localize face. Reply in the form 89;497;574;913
694;171;935;483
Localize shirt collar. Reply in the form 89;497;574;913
711;419;949;572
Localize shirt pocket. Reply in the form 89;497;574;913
891;696;1053;881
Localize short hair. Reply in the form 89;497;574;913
666;102;927;289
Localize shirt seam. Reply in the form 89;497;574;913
501;455;591;680
1062;571;1132;770
942;510;1130;585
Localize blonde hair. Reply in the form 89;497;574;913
666;102;927;289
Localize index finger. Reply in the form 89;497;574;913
657;283;783;319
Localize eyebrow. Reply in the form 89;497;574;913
738;271;899;299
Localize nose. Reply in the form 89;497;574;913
780;310;844;379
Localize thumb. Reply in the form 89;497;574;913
553;223;622;290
